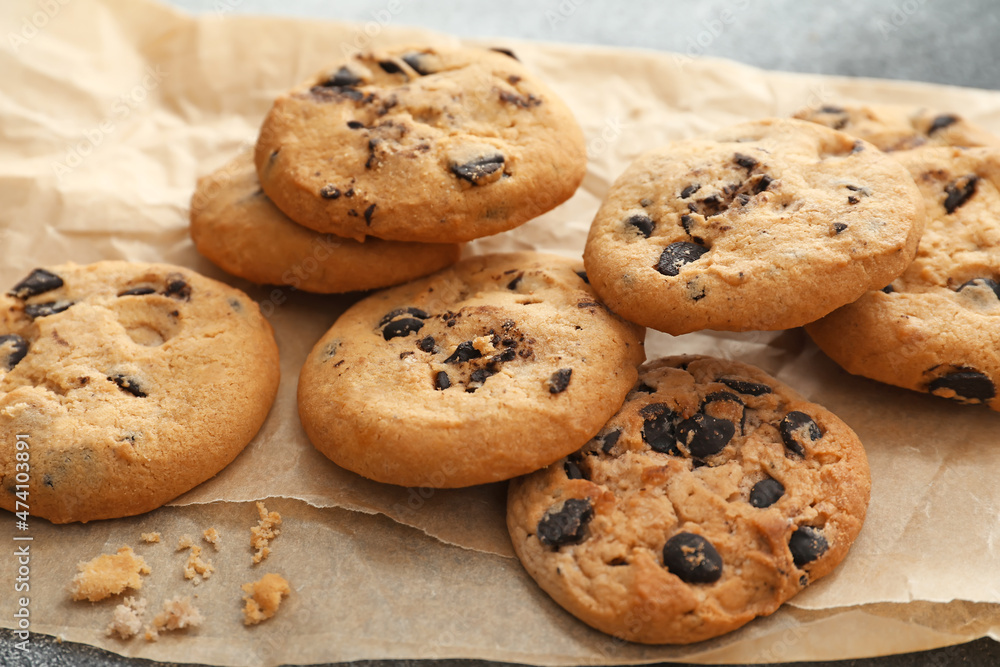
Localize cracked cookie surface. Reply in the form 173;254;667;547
0;262;280;523
190;151;462;293
507;355;870;644
297;252;645;487
807;146;1000;412
254;45;586;243
583;118;926;334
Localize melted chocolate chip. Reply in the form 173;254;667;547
347;120;365;129
320;185;341;199
417;336;436;353
754;174;774;193
779;411;821;457
882;284;895;294
819;105;845;114
401;52;433;75
635;383;656;394
734;153;758;171
944;175;978;214
662;533;723;584
322;66;362;88
575;270;589;284
600;428;622;453
490;47;519;60
467;368;496;391
718;377;772;396
677;413;734;458
701;391;743;407
498;89;541;108
382;318;425;340
434;371;451;390
309;85;367;103
108;374;147;398
9;269;63;299
640;403;679;455
507;273;524;290
656;242;708;277
626;214;655;238
24;301;72;319
0;334;28;371
451;153;505;184
750;478;785;508
444;341;483;364
789;526;828;567
564;459;586;480
364;203;377;225
548;368;572;394
378;307;431;327
680;184;701;199
928;114;958;134
537;498;593;548
958;278;1000;299
378;60;404;75
164;274;191;300
118;286;156;296
929;370;996;402
833;222;848;234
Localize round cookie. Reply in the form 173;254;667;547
794;104;1000;153
0;262;280;523
297;252;645;488
807;146;1000;411
583;118;926;334
254;45;586;243
507;355;871;644
190;151;462;293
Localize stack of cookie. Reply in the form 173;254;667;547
190;45;587;293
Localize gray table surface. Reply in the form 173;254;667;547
4;0;1000;665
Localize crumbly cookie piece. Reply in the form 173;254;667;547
144;596;203;641
177;535;215;583
140;532;161;544
583;118;925;334
69;546;150;602
794;104;1000;153
203;527;220;550
190;151;462;292
807;146;1000;411
255;45;586;243
241;573;291;625
298;252;645;487
107;597;146;639
508;356;871;644
0;261;281;523
251;501;281;564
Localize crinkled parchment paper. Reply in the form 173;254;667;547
1;0;1000;664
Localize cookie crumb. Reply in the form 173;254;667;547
144;596;203;641
203;527;221;550
140;532;161;544
241;573;290;625
176;535;194;550
250;502;282;564
69;546;150;602
177;536;215;584
106;597;146;639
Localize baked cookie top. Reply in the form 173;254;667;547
507;356;871;644
583;118;926;334
255;45;586;243
190;151;461;293
807;146;1000;411
297;252;645;488
794;104;1000;153
0;262;280;523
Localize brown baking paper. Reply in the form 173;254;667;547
2;0;1000;663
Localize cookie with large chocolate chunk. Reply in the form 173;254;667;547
794;104;1000;153
807;146;1000;412
507;355;870;644
583;118;926;334
0;262;280;523
190;151;461;293
255;45;586;243
297;252;645;487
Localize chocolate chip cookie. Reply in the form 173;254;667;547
0;262;280;523
807;146;1000;411
583;118;926;334
255;45;586;243
190;151;462;293
297;252;645;488
794;104;1000;153
507;355;870;644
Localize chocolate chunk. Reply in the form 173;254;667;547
467;368;496;391
537;498;593;548
680;184;701;199
364;203;377;225
833;222;848;234
548;368;572;394
789;526;828;567
108;374;147;398
451;153;505;184
680;215;695;235
928;114;958;134
625;214;655;238
656;242;708;277
434;371;451;390
345;188;355;198
779;411;822;457
662;533;723;584
929;370;996;402
851;140;865;153
378;60;405;75
677;413;734;458
347;120;365;129
881;284;895;294
322;66;362;88
754;174;773;193
599;428;622;453
507;272;524;290
24;301;72;319
718;377;772;396
164;273;191;300
575;270;589;284
944;175;978;214
0;334;28;371
702;391;743;407
490;47;519;60
958;278;1000;299
309;85;367;103
9;269;63;299
734;153;758;171
382;318;424;340
401;52;433;75
444;341;483;364
640;403;679;455
378;307;431;327
498;90;541;108
417;336;436;353
564;459;586;480
750;478;785;508
320;185;341;199
492;347;516;363
118;286;156;296
635;383;656;394
819;105;845;114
